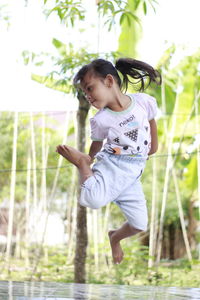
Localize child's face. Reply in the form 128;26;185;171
81;72;113;109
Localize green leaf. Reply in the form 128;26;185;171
143;1;147;15
31;74;71;94
52;38;64;49
134;0;140;10
119;13;125;25
182;156;198;191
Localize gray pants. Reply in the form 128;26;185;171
80;151;148;230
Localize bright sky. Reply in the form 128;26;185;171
0;0;200;111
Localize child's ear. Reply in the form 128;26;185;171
105;74;114;87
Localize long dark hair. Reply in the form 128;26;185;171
73;58;161;92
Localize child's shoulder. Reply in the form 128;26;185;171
131;93;157;120
132;92;156;101
131;92;157;107
90;109;106;125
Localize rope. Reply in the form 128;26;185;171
0;111;199;120
0;150;199;174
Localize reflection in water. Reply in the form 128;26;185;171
9;281;13;300
0;281;200;300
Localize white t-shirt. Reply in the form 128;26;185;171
90;93;157;159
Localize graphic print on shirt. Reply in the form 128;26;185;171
119;114;136;127
107;129;122;154
113;137;120;144
101;93;157;156
129;131;150;157
128;115;151;157
124;129;138;142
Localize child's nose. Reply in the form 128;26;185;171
86;94;92;102
83;92;90;102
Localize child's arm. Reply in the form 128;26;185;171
89;140;103;161
148;119;158;155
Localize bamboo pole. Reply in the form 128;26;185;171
156;89;179;263
25;150;31;268
66;166;77;260
156;77;197;264
49;111;70;201
195;92;200;260
9;280;13;300
67;190;78;263
41;112;47;212
102;203;110;238
15;226;21;259
41;112;49;264
148;157;157;269
67;112;78;261
93;209;99;270
6;112;18;263
153;71;166;264
172;169;193;263
30;112;37;209
98;208;103;244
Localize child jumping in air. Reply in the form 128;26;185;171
56;58;161;264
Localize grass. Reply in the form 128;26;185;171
0;245;200;287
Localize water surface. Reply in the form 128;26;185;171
0;281;200;300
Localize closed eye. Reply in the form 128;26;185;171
87;86;92;92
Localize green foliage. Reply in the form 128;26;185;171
43;0;157;32
97;0;139;31
31;74;71;94
0;2;11;28
183;156;198;192
30;39;120;97
1;244;200;287
44;0;85;27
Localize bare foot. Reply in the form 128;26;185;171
56;145;91;167
108;230;124;264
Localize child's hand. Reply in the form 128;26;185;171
88;156;94;165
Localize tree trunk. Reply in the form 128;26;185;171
168;223;175;260
74;93;90;283
188;198;197;250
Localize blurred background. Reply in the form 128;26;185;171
0;0;200;287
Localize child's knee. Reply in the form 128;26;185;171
79;188;103;209
79;196;102;209
129;222;147;233
79;175;107;209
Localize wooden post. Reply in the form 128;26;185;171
74;92;90;283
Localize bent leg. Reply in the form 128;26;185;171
108;222;142;264
56;145;93;184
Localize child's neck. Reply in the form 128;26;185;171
107;93;131;112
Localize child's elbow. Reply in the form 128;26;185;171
149;144;158;155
